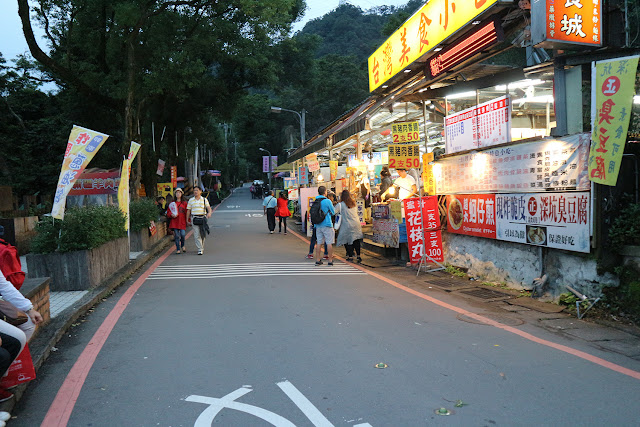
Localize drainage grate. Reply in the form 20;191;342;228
458;287;514;301
426;277;472;290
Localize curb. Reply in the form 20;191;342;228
7;236;174;409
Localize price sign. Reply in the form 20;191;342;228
391;121;420;143
388;144;420;170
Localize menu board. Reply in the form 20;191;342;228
446;192;591;253
445;95;511;154
372;219;400;248
435;133;591;194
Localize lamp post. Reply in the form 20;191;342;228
270;106;306;148
259;147;272;191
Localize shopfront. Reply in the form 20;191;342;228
282;0;637;296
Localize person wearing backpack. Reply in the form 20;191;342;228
310;186;336;266
263;190;278;234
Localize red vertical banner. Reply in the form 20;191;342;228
170;166;177;189
403;197;444;264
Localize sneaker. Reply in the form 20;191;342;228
305;254;314;259
0;412;10;422
182;247;186;253
315;261;323;266
0;389;13;403
176;250;181;254
284;232;287;235
357;257;362;264
328;262;334;266
198;251;203;255
346;257;354;262
270;231;274;234
323;255;329;260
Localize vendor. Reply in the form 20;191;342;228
380;167;417;200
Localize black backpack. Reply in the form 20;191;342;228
309;199;327;225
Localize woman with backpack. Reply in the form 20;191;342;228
335;189;364;263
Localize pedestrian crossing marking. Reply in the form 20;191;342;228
149;262;366;280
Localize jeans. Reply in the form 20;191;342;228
173;228;186;251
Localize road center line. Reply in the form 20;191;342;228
288;229;640;381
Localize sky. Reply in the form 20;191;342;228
0;0;410;63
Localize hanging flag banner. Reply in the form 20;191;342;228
156;159;166;176
589;55;639;186
127;141;141;175
329;161;338;181
170;166;178;189
298;167;309;185
391;121;420;143
403;197;444;264
306;153;320;172
117;159;130;231
51;126;110;219
388;144;421;169
262;156;278;173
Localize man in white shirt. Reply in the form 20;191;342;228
381;167;417;200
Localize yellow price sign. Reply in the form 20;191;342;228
388;144;420;170
391;121;420;143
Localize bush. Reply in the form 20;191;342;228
31;206;127;254
130;198;160;232
609;203;640;247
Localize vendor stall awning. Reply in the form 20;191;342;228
273;162;295;172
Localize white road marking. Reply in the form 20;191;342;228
276;380;334;427
353;424;373;427
149;263;366;279
187;388;296;427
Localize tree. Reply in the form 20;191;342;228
16;0;305;194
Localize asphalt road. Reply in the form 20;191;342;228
11;186;640;426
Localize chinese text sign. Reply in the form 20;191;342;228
589;55;639;186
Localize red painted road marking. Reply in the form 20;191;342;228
288;229;640;381
42;195;228;426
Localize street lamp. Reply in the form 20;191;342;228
270;106;306;148
259;147;272;191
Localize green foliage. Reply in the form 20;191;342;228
30;206;126;254
130;198;160;232
445;265;467;278
608;203;640;247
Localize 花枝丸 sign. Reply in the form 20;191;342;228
403;197;443;263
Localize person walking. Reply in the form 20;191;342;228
335;190;364;263
275;191;291;234
167;188;188;254
186;187;212;255
379;166;393;202
311;186;336;266
263;190;277;234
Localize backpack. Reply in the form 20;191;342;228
309;198;327;225
0;239;25;290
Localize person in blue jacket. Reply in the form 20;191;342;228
313;186;336;266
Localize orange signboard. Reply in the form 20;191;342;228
367;0;501;92
545;0;602;46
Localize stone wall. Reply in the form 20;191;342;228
443;232;618;298
21;277;51;338
26;237;129;291
130;220;167;252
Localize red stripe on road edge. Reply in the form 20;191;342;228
288;229;640;381
42;193;231;426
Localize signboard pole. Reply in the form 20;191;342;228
416;188;446;277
